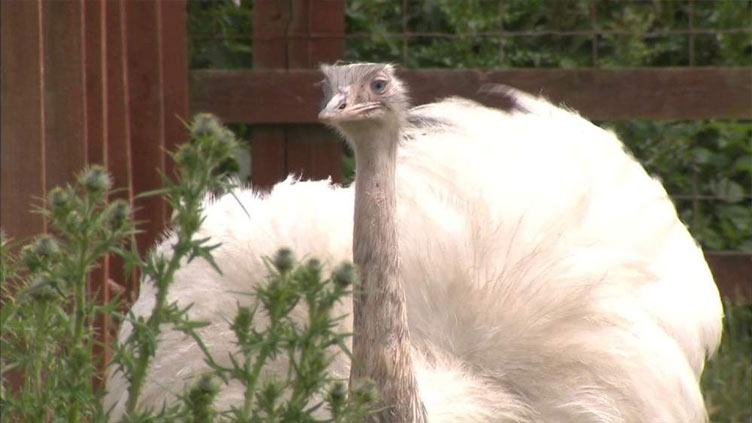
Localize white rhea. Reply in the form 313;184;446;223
106;63;723;422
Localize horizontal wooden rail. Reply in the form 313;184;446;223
190;67;752;123
189;67;752;302
706;252;752;302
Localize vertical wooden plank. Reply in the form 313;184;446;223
105;0;132;209
250;127;287;188
1;0;46;239
105;0;132;207
105;0;139;298
159;0;189;181
706;253;752;302
284;0;344;183
42;0;87;189
252;0;291;189
253;0;290;70
287;125;342;181
84;0;106;166
251;0;345;189
83;0;111;381
123;0;167;256
286;0;345;68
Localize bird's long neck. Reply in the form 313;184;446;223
350;123;426;423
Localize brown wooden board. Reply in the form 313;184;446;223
160;0;189;180
42;0;87;191
706;252;752;302
191;67;752;124
286;0;345;69
250;0;345;190
124;0;167;255
105;0;139;298
287;125;343;182
283;0;344;185
251;0;291;190
1;0;46;239
252;0;289;70
105;0;133;205
190;70;319;124
84;0;105;166
83;0;111;378
250;127;288;189
190;67;752;300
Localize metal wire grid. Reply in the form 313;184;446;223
342;0;752;67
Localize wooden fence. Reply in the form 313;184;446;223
2;0;751;317
2;0;188;373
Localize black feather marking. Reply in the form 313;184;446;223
477;84;531;114
405;113;452;130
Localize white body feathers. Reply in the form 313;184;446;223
106;91;722;422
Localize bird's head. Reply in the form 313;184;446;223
318;63;409;133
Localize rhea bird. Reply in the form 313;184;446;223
106;63;723;422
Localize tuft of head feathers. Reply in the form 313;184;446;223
319;63;409;138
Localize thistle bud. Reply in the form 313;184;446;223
27;276;58;302
232;305;254;345
20;245;41;271
273;248;295;273
217;128;236;146
351;379;377;405
186;374;218;421
173;144;198;168
332;262;356;289
79;166;112;192
107;199;131;230
306;258;322;279
190;113;223;139
188;374;218;403
33;235;60;258
327;381;347;409
259;380;283;406
47;187;70;212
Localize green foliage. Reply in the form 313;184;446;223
188;0;253;69
606;120;752;251
113;113;241;419
207;253;374;423
343;0;751;68
702;301;752;422
1;115;373;422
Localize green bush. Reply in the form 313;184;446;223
702;301;752;422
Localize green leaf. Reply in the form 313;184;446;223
711;179;746;203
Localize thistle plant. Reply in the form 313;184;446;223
1;166;134;423
201;250;375;423
111;113;239;420
1;113;374;423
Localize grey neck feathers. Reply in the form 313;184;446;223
349;123;427;423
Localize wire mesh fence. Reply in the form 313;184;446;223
188;0;752;253
343;0;752;68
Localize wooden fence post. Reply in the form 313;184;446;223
251;0;345;189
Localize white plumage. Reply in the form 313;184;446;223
106;75;723;421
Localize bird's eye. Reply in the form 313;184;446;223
371;79;387;94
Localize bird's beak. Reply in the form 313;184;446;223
319;86;382;123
